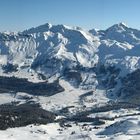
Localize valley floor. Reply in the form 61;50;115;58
0;79;140;140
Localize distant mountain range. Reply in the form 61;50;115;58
1;23;140;90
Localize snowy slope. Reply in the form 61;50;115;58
1;23;140;139
1;22;140;81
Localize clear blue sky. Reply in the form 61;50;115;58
0;0;140;31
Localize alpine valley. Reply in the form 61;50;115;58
1;22;140;140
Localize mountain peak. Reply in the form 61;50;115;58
23;23;52;34
106;22;128;32
118;22;128;27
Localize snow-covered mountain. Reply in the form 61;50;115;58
1;22;140;90
1;22;140;76
1;23;140;139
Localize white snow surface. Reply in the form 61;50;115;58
1;23;140;139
